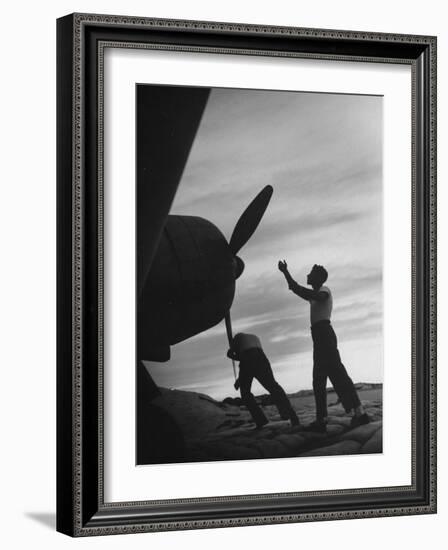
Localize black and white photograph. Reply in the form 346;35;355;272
53;5;437;540
136;84;383;465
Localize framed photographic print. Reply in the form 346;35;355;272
56;13;437;536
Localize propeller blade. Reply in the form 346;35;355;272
228;185;273;255
224;311;233;347
224;312;237;380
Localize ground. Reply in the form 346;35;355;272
150;385;382;463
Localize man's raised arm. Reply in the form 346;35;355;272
277;260;328;302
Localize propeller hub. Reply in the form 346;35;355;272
234;256;245;279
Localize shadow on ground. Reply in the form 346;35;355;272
25;512;56;530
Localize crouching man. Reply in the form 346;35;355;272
227;332;300;429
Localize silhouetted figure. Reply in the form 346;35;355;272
227;332;300;429
278;261;370;432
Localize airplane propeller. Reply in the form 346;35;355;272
225;184;274;383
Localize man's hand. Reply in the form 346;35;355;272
279;260;303;298
278;259;288;273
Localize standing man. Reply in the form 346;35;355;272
227;332;300;429
278;261;370;432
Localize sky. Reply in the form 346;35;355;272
144;87;383;400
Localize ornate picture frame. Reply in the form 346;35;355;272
57;13;436;536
